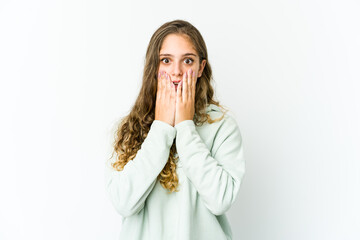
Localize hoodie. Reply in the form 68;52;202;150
104;103;245;240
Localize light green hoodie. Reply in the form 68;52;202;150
105;104;245;240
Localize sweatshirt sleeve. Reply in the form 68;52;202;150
174;115;245;216
105;120;176;218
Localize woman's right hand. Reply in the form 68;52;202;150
155;71;176;127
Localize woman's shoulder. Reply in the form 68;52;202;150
196;104;242;149
203;103;240;130
206;103;234;120
205;103;223;117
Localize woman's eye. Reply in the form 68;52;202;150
160;58;193;64
161;58;170;64
184;58;193;64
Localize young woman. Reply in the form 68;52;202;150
105;19;245;240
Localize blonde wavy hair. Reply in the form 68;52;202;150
109;19;228;194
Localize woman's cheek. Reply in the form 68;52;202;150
158;66;168;74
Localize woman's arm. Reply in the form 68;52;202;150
174;115;245;216
105;120;176;218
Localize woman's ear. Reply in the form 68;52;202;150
198;59;206;78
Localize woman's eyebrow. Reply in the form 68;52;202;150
159;53;197;57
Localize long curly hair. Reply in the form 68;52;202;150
109;19;228;194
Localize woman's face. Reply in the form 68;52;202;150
158;33;206;88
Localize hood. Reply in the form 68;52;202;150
206;103;222;113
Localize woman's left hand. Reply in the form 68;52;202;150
175;68;197;126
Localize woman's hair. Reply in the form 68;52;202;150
109;19;228;193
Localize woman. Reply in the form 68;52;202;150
105;19;245;240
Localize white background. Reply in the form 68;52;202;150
0;0;359;239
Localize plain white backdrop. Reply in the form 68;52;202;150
0;0;359;239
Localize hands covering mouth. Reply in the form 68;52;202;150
156;68;197;126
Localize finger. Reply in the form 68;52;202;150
169;74;176;99
182;71;187;102
188;69;193;99
168;73;176;98
157;71;160;85
166;72;171;97
177;76;182;102
192;70;196;97
157;71;162;98
161;71;166;98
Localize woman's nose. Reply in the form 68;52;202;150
172;61;183;77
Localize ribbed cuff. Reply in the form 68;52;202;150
151;120;177;146
174;120;195;132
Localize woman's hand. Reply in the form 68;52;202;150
155;71;176;126
175;68;197;126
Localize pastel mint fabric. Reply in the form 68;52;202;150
105;104;245;240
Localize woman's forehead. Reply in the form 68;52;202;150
160;33;197;55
